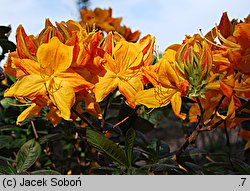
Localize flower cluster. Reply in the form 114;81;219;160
79;7;141;42
3;9;250;140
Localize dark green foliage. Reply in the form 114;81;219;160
0;25;16;62
16;139;41;173
86;127;129;168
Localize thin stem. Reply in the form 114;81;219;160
200;98;250;132
209;95;225;121
31;120;38;140
175;99;250;160
175;98;204;157
74;125;107;166
71;108;95;129
224;120;230;147
101;96;111;128
103;106;139;134
196;97;204;116
175;122;200;157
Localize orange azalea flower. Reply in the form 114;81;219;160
114;24;141;43
66;27;104;77
4;37;93;123
232;22;250;74
94;39;143;108
79;7;140;42
136;34;215;120
206;12;250;75
135;52;188;120
138;34;156;84
80;7;117;32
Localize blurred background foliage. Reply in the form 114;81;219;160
0;0;249;175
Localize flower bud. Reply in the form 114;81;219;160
16;25;37;60
175;35;212;97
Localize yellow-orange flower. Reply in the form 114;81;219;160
135;49;188;120
4;37;93;123
94;40;143;108
79;7;140;42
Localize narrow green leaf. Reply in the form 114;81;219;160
0;135;13;149
9;137;27;149
202;162;231;170
0;125;18;131
90;167;120;175
140;164;187;174
231;158;250;175
86;127;129;168
31;170;61;175
16;139;41;173
0;164;16;175
125;128;136;168
39;133;63;144
137;106;162;128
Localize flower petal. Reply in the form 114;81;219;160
158;58;179;88
139;34;155;66
216;96;235;120
3;52;26;78
37;37;73;75
114;41;143;73
56;69;94;92
84;92;102;119
12;57;41;76
118;76;143;108
135;86;176;108
49;85;75;121
16;104;42;125
94;71;118;102
46;106;62;127
4;75;46;98
170;91;186;120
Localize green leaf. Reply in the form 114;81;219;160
0;125;21;131
16;139;41;173
31;170;61;175
137;106;162;128
86;127;129;168
39;133;64;144
140;164;187;174
0;135;13;149
125;128;136;168
0;164;16;175
0;98;15;109
9;137;27;149
231;158;250;175
90;167;120;175
202;162;232;174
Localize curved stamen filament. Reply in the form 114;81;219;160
200;27;241;51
